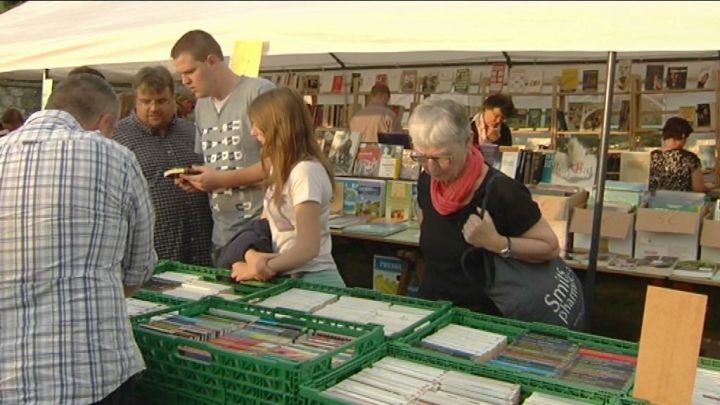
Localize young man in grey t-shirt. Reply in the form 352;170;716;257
171;30;274;264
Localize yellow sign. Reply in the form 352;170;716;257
41;78;53;110
229;40;267;77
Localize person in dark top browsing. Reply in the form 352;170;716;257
470;93;514;146
649;116;715;193
408;98;558;313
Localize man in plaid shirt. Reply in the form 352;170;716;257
0;73;157;404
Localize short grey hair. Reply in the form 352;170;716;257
46;73;118;128
408;98;470;149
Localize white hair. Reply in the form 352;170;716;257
408;98;470;149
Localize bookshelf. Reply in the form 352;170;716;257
267;60;720;174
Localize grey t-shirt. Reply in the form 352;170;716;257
194;76;275;248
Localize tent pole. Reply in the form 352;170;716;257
585;51;617;330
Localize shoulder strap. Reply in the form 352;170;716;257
478;171;501;219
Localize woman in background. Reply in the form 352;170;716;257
230;87;345;287
649;117;713;192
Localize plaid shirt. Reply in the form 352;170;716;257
0;110;157;404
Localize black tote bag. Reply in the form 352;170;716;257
461;174;586;330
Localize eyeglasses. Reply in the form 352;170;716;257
137;98;171;107
410;153;452;166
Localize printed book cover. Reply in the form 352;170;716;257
697;66;713;89
421;73;439;94
331;75;344;93
489;63;505;93
342;178;386;218
385;180;414;221
644;65;664;91
666;67;688;90
615;60;631;92
352;142;382;177
527;108;543;129
552;135;599;190
343;223;408;237
697;103;712;127
400;149;420;180
328;131;361;175
560;68;578;92
527;70;543;93
506;68;527;93
582;70;599;92
303;74;320;95
453;68;470;93
400;70;418;93
373;255;403;295
329;215;366;230
378;144;404;178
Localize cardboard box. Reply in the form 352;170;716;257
570;207;635;257
634;208;703;260
532;190;588;253
700;219;720;262
532;190;589;221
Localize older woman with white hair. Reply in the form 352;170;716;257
409;98;560;314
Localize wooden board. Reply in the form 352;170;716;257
633;285;707;404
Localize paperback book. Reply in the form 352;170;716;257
582;70;599;92
666;66;688;90
644;64;664;91
400;70;418;93
342;222;408;237
672;260;718;279
489;63;505;93
372;255;403;295
328;131;361;175
453;68;470;93
352;142;381;177
560;68;578;92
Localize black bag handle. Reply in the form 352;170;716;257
477;172;501;220
460;171;502;286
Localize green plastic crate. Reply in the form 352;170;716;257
132;297;384;405
300;343;617;404
145;259;275;299
131;289;189;307
396;306;530;345
398;307;638;402
135;380;215;405
699;355;720;371
241;278;451;340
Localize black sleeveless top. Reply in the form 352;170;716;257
417;167;541;313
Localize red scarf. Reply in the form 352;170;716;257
430;146;485;215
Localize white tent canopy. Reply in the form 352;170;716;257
0;1;718;82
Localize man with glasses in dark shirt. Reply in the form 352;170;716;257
114;65;213;266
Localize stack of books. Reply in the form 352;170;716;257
125;298;169;317
416;323;507;362
322;356;521;405
672;260;718;279
141;271;237;301
648;190;707;213
140;309;356;364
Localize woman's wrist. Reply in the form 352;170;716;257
492;234;509;254
263;258;278;278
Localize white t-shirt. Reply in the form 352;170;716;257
264;160;336;274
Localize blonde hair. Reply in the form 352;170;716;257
248;88;335;206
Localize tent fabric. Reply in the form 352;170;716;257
0;1;718;82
